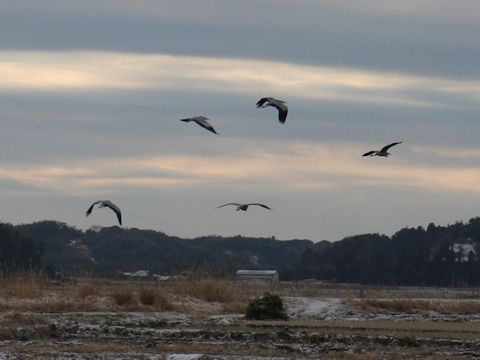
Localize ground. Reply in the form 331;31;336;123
1;278;480;359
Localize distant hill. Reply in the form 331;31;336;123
8;217;480;286
14;221;314;277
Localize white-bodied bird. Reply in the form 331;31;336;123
180;116;219;135
216;203;272;211
86;200;122;225
256;97;288;124
362;141;403;157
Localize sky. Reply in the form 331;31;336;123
0;0;479;241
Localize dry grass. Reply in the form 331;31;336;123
137;286;175;311
111;287;137;306
172;278;235;303
348;298;480;315
0;312;45;326
74;282;99;299
138;286;156;305
223;300;247;313
0;274;46;299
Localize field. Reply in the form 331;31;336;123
2;277;480;359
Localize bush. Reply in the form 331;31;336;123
245;293;288;321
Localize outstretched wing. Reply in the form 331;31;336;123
362;150;376;157
194;118;219;135
256;97;270;108
103;201;122;225
247;203;272;210
381;141;402;153
216;203;241;208
85;200;102;217
274;102;288;124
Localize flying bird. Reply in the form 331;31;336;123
180;116;219;134
85;200;122;225
256;97;288;124
362;141;403;157
216;203;272;211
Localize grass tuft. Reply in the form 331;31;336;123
75;282;99;299
172;279;234;303
111;288;137;306
348;298;480;315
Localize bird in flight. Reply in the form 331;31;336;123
362;141;403;157
256;97;288;124
180;116;219;135
216;203;272;211
85;200;122;225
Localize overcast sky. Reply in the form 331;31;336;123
0;1;479;241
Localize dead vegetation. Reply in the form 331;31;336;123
0;275;251;314
172;278;236;303
348;298;480;315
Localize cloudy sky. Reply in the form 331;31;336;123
0;1;479;241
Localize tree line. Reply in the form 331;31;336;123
3;217;480;286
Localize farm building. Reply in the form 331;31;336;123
236;269;279;283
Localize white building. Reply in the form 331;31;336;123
236;270;279;283
452;243;476;262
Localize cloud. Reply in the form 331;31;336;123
0;51;478;108
3;140;480;197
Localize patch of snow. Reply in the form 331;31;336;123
286;297;348;320
166;355;203;360
206;314;243;325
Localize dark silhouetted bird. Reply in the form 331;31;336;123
180;116;219;134
216;203;272;211
256;97;288;124
362;141;402;157
86;200;122;225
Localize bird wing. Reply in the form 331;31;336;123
103;201;122;225
216;203;241;208
362;150;377;157
380;141;402;152
247;203;272;210
85;200;102;216
256;97;270;108
194;118;219;135
275;102;288;124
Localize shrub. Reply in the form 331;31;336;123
245;293;288;321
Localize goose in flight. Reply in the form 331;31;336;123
216;203;272;211
180;116;219;135
362;141;403;157
86;200;122;225
256;97;288;124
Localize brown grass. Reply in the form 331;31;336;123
0;312;45;326
137;286;175;311
74;282;100;299
0;274;46;299
111;287;137;306
223;300;247;313
348;298;480;315
172;278;235;303
138;286;156;305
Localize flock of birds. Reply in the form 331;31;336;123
85;96;402;226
